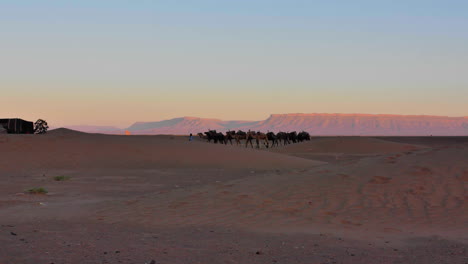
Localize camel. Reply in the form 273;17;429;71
276;132;290;145
214;130;226;144
198;129;309;147
204;131;214;143
266;132;279;147
204;130;226;144
197;133;207;140
288;131;298;144
298;131;311;142
255;131;270;148
225;131;236;145
234;130;247;145
246;130;269;149
245;130;255;148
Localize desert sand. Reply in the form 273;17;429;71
0;129;467;263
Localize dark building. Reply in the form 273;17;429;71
0;118;34;134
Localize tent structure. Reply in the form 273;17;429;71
0;118;34;134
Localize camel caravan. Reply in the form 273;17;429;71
197;130;311;148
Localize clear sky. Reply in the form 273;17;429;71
1;1;467;128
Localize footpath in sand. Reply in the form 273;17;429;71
0;130;467;263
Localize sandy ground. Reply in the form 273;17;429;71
0;129;467;263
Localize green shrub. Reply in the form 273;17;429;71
53;175;71;181
27;187;48;194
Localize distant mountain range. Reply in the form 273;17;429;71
57;113;468;136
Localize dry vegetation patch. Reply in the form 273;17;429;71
26;187;48;194
53;175;71;181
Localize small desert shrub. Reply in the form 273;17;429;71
27;187;48;194
53;175;71;181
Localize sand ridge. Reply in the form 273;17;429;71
270;136;425;155
0;128;323;172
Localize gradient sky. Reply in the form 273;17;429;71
1;1;467;128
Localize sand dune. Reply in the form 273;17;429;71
374;136;468;147
0;128;322;172
272;137;424;154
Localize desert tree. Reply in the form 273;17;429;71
34;119;49;134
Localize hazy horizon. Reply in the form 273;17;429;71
1;1;467;127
